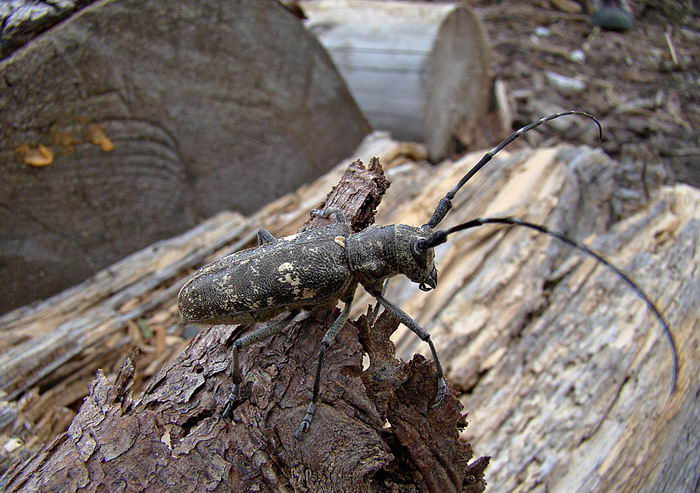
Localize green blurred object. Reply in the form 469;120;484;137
592;2;634;32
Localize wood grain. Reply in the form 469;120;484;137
304;0;493;160
1;134;486;492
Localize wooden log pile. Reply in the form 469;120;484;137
1;132;698;491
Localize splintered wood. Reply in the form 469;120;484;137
1;133;698;492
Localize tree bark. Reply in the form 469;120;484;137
374;145;699;493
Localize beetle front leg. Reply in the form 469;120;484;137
373;293;446;408
222;311;297;419
294;299;353;439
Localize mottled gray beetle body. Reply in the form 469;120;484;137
178;221;437;326
179;222;355;325
179;215;440;438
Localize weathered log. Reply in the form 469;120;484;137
303;0;493;160
0;0;370;314
373;146;700;493
1;134;698;491
0;133;406;411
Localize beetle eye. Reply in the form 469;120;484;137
411;239;428;268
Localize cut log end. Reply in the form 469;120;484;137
304;1;493;161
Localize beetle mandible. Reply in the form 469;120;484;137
178;111;679;440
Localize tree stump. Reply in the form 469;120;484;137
0;0;370;314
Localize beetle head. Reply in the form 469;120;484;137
395;224;438;291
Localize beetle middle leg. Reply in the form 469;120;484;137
373;293;447;408
311;207;346;223
222;310;298;419
294;298;353;439
256;227;276;245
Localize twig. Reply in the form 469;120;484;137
665;26;679;65
494;78;513;136
582;25;601;52
508;39;575;62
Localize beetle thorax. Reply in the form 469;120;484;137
346;224;436;289
346;225;398;284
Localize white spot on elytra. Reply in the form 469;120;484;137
278;262;294;272
278;273;301;286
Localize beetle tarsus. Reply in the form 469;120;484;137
294;402;316;439
432;377;447;408
221;386;239;419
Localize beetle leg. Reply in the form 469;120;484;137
256;228;276;245
372;293;446;409
294;299;353;439
222;311;297;419
311;207;346;224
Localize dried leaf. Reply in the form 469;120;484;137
86;124;115;152
17;144;54;167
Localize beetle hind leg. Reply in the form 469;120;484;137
222;311;297;420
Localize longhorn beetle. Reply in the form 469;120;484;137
178;111;679;440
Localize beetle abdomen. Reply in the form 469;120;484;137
178;224;354;324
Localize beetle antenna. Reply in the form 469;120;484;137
417;216;679;395
426;111;603;229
